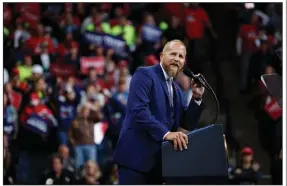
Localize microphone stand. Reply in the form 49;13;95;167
196;74;220;124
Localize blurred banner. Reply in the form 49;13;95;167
80;56;105;75
24;114;52;136
83;32;129;57
50;63;76;78
141;24;162;43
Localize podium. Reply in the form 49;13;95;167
161;124;229;184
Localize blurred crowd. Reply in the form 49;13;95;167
3;2;282;185
231;2;282;184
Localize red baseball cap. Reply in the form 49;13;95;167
241;147;253;155
30;93;40;102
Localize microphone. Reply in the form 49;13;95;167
183;66;209;90
182;66;220;124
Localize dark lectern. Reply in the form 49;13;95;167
161;124;229;185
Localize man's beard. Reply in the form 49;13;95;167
164;64;182;77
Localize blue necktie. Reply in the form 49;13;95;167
167;78;173;107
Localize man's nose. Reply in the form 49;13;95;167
174;56;180;62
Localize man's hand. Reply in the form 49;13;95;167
164;132;188;151
191;79;205;100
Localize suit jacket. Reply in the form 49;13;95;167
113;63;204;173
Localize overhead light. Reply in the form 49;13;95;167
245;3;255;9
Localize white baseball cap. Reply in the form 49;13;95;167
32;64;44;74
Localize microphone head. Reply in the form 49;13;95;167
183;66;194;76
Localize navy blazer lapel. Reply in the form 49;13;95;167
154;64;169;100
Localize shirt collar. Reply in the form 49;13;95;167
160;63;173;81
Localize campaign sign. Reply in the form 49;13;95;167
80;56;105;75
25;114;51;135
141;24;162;43
83;31;129;57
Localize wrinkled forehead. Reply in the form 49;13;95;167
163;41;186;55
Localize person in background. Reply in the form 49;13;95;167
32;42;56;73
9;68;29;95
247;39;272;91
83;67;106;88
163;16;185;43
176;72;193;107
56;85;80;145
111;15;136;49
16;92;58;184
16;55;33;82
236;12;260;93
26;65;44;88
4;134;16;185
20;77;55;114
107;164;119;185
18;93;58;149
112;77;129;106
184;3;217;73
80;83;105;111
270;149;282;185
39;154;76;185
232;147;261;184
77;160;102;184
113;60;132;92
68;105;103;170
58;145;75;173
4;92;18;141
14;18;31;49
57;32;79;58
63;43;81;72
60;12;79;37
137;13;161;54
102;90;126;150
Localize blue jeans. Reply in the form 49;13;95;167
58;131;69;145
74;144;97;169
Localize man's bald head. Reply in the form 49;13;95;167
162;39;186;55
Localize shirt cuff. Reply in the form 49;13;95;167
163;131;170;140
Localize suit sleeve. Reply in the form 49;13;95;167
128;68;169;142
179;90;205;131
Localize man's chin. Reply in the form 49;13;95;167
167;70;178;77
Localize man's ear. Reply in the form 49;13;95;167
160;52;164;62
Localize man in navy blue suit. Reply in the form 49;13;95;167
113;40;205;184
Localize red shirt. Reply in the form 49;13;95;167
25;37;55;54
110;19;120;27
185;7;209;39
7;90;23;110
239;24;258;53
14;3;41;29
57;41;78;57
3;4;12;26
14;3;40;14
164;3;185;21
